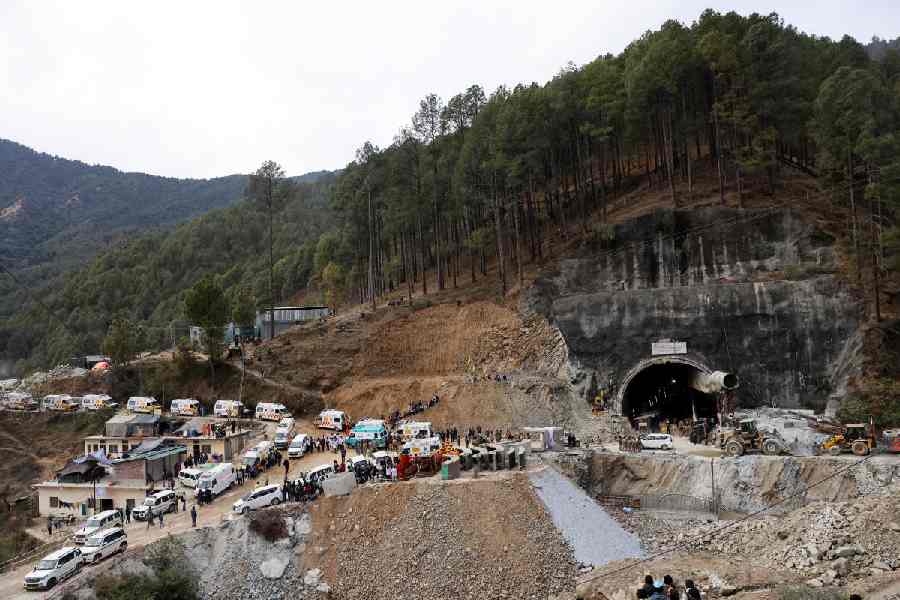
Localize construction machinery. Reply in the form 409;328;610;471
719;419;789;457
820;422;876;456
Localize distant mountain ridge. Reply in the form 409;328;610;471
0;138;248;270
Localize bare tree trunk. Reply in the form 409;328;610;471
849;150;860;284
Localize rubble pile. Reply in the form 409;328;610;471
306;475;577;600
677;496;900;586
10;364;90;392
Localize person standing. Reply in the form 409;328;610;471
146;508;153;530
47;518;53;538
158;510;164;529
190;505;197;528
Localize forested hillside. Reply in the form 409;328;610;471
0;139;250;355
315;10;900;310
3;9;899;375
0;173;336;372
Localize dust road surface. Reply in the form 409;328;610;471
530;466;644;567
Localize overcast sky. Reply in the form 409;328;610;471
1;1;896;179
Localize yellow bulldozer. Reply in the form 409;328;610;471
820;422;876;456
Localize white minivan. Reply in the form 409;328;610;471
178;465;213;488
195;463;235;498
79;527;127;564
131;489;178;520
288;434;309;458
23;547;83;590
232;484;283;515
639;433;674;451
73;510;123;545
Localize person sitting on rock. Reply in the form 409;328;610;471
684;580;700;600
663;574;679;600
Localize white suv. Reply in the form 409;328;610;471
73;509;122;545
640;433;674;450
131;489;178;521
232;484;282;515
80;527;127;564
23;547;82;590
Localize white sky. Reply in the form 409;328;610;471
1;1;896;179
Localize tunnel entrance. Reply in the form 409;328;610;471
621;362;718;428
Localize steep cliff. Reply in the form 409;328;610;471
528;207;862;414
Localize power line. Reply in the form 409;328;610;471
577;453;875;586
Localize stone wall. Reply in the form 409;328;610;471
527;207;861;412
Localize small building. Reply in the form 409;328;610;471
105;413;160;438
34;441;187;517
171;418;251;461
256;306;331;341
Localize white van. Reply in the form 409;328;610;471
178;465;214;488
639;433;674;451
23;546;83;590
274;418;295;449
79;527;127;564
73;510;123;545
126;396;159;414
214;399;243;418
399;421;433;441
42;395;79;412
195;463;235;498
232;484;282;515
307;463;335;483
288;434;309;458
170;398;200;417
255;402;289;421
81;395;115;411
130;489;177;520
241;441;274;469
315;409;346;431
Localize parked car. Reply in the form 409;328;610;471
131;489;178;521
73;510;123;545
288;434;309;459
232;484;282;515
23;547;82;590
639;433;674;450
79;527;127;564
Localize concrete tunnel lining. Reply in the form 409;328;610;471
614;355;716;419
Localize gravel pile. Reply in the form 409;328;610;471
306;476;577;600
529;466;643;568
169;508;326;600
675;495;900;586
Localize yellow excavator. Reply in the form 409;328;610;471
821;421;876;456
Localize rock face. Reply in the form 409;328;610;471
528;207;860;412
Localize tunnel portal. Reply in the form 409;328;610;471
619;360;718;425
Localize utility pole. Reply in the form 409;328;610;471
710;458;718;520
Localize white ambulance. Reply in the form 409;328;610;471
214;399;243;418
126;396;159;414
255;402;289;421
170;398;200;417
315;409;347;431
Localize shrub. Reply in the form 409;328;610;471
249;508;288;541
95;538;198;600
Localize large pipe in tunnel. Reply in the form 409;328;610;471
688;370;739;394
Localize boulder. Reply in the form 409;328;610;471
304;568;322;586
259;556;289;580
832;558;850;577
834;545;859;558
317;582;332;594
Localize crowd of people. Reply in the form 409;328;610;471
636;575;701;600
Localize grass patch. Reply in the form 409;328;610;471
93;537;198;600
777;585;846;600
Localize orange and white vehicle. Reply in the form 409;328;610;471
170;398;200;417
42;394;80;412
315;409;346;431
